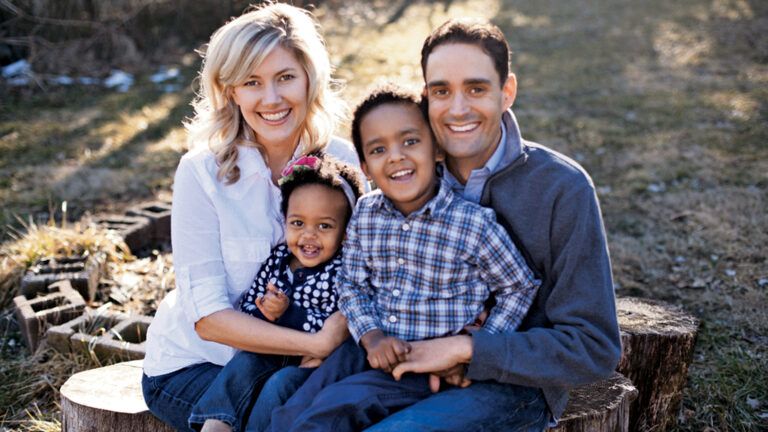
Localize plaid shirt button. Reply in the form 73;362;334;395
402;223;410;231
388;315;397;323
392;289;401;296
397;258;405;265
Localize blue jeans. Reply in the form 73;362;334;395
269;338;433;431
142;357;313;431
365;380;549;432
188;352;305;431
245;366;313;432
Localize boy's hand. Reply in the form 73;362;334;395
256;283;289;321
462;309;489;334
360;329;411;372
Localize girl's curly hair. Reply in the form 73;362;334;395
279;153;365;223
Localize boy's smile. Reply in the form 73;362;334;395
360;103;439;216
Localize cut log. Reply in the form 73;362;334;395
60;360;173;432
550;372;637;432
616;296;700;432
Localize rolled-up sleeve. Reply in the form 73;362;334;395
171;157;232;325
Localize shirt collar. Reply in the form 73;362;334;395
483;120;507;174
237;143;304;180
237;145;271;179
373;178;453;218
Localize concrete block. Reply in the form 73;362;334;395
48;310;125;355
13;280;86;352
53;311;152;361
20;255;102;302
92;315;152;361
126;201;172;244
96;214;153;253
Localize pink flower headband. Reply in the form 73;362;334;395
279;155;320;184
279;155;358;209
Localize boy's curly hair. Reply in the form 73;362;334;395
279;153;365;222
350;83;429;162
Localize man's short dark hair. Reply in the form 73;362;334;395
421;19;511;87
350;83;428;162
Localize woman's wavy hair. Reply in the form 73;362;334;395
186;2;346;184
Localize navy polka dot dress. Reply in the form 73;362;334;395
240;244;340;333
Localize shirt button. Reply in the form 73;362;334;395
402;223;410;231
392;289;400;297
397;258;405;265
388;315;397;323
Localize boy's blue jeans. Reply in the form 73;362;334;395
268;337;549;432
364;380;549;431
268;338;433;431
141;355;313;431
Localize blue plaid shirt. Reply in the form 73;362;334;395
338;180;540;342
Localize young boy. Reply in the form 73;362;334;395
267;85;541;432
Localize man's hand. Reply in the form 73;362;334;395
391;335;473;392
360;329;411;372
427;364;472;393
255;283;289;321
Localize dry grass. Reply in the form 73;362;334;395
1;0;767;430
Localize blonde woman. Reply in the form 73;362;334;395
142;4;361;431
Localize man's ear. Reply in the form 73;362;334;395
502;73;517;110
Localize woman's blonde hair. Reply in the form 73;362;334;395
186;3;346;184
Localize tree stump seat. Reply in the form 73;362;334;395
550;372;637;432
60;360;173;432
61;362;635;431
60;296;698;431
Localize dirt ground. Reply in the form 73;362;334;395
1;0;766;430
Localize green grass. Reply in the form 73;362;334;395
1;0;767;430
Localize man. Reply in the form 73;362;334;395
369;19;622;430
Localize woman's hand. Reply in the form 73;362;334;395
299;355;324;368
360;329;411;372
312;311;349;357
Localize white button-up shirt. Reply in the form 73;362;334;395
143;138;361;376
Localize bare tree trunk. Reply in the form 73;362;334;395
616;297;700;432
550;372;637;432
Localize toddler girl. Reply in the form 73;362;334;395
190;154;365;432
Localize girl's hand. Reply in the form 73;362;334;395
313;312;349;357
256;283;289;321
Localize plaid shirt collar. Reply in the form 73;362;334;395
366;178;454;218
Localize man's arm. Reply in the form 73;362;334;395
395;185;621;389
474;209;540;334
469;184;621;387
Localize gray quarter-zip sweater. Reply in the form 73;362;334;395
465;110;622;420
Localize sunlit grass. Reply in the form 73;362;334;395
0;0;766;429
